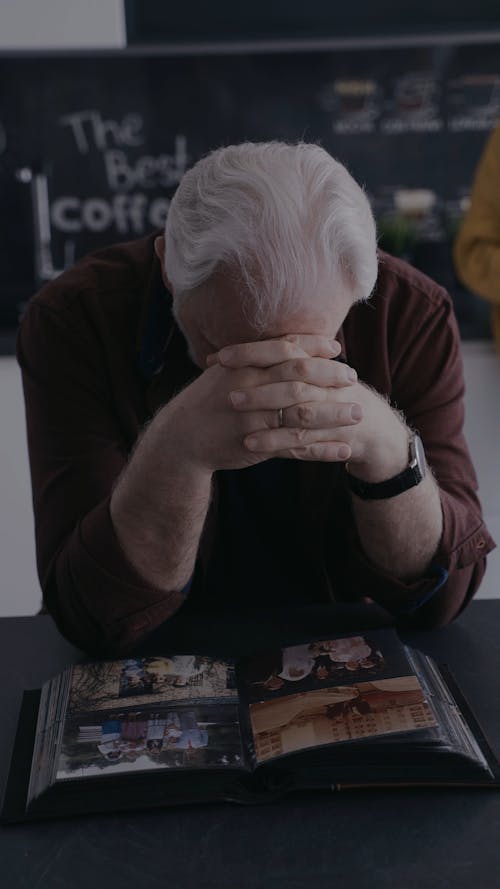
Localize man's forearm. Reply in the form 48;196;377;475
110;405;213;593
350;471;443;582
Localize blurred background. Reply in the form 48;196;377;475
1;0;499;615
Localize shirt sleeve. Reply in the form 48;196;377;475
341;272;495;627
17;299;187;655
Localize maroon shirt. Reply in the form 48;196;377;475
16;234;495;654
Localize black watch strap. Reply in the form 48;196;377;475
346;433;426;500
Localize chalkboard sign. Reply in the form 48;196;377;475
1;38;499;340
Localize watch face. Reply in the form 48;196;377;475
411;434;426;478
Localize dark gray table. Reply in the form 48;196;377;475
0;601;499;889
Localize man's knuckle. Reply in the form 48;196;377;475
290;445;309;459
312;444;328;460
293;427;308;443
297;403;314;425
292;358;308;377
283;340;298;359
290;381;304;401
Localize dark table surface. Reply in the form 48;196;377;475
0;600;499;889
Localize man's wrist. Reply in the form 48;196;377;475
156;400;214;482
347;413;409;484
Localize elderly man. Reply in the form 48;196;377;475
17;142;494;654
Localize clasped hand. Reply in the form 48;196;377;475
164;334;408;476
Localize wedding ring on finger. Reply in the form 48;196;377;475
277;407;285;428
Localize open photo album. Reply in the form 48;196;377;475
2;628;498;822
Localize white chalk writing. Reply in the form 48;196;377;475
380;118;443;134
334;119;376;135
104;137;188;191
52;109;189;236
51;194;170;235
448;116;498;132
59;110;145;154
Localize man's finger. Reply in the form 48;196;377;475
280;442;351;462
270;357;357;388
279;334;342;360
285;400;363;429
245;435;352;463
230;376;358;411
212;336;341;368
230;381;328;410
243;426;355;452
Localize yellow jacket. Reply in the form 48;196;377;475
453;124;500;348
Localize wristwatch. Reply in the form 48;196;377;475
346;432;426;500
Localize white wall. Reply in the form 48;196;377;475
1;342;499;616
0;357;39;615
0;0;125;50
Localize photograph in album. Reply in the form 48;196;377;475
2;629;498;824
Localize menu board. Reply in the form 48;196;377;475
1;39;499;338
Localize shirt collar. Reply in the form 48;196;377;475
136;239;178;381
136;239;199;415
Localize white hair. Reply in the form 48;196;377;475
164;141;378;331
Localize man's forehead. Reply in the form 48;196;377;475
199;297;347;347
